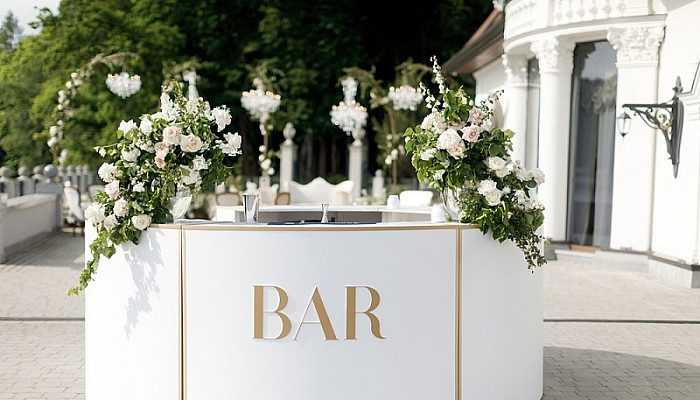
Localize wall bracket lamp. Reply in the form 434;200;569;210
617;76;685;178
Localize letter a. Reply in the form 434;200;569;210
293;287;338;340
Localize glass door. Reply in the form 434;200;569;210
567;41;618;247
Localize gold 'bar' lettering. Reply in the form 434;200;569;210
346;286;385;339
293;286;338;340
253;285;292;339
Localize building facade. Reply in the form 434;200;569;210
444;0;700;287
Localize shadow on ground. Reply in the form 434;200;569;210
3;230;85;269
543;346;700;399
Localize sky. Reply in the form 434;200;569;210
0;0;60;37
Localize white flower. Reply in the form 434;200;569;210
47;137;58;147
514;163;532;182
217;132;242;156
118;120;138;134
420;148;436;161
181;167;201;186
154;155;166;168
390;149;399;159
259;145;266;153
160;93;179;121
163;126;182;146
487;156;507;171
384;155;392;165
131;214;151;230
436;128;462;150
49;125;58;136
132;182;145;192
530;168;545;185
421;111;447;132
121;147;140;163
154;141;169;156
461;125;481;142
212;107;231;132
180;134;203;152
515;189;528;206
139;118;153;134
103;214;118;231
105;181;120;199
478;179;498;194
113;199;129;217
261;158;272;170
97;163;117;183
447;141;466;159
84;203;106;224
483;188;502;206
267;168;275;175
433;169;446;180
192;155;209;170
468;107;485;125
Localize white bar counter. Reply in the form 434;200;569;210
85;221;543;400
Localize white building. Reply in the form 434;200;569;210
444;0;700;287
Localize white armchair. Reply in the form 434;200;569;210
287;177;354;205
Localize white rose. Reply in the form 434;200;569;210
192;155;209;170
530;168;545;185
133;182;145;192
121;147;140;162
139;118;153;134
97;163;117;183
180;134;203;152
420;148;437;161
436;128;462;150
218;132;242;156
105;181;120;199
494;168;510;178
447;141;466;159
483;188;502;206
113;199;129;217
468;107;485;125
514;165;532;182
487;156;507;171
131;214;151;230
154;155;166;169
212;107;231;132
154;141;169;156
118;120;137;134
84;203;106;224
162;126;182;146
461;125;481;142
515;189;528;206
477;179;498;195
103;214;118;231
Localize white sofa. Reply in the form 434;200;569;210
286;177;354;205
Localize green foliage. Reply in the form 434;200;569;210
404;57;546;271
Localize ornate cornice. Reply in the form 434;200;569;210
530;37;575;73
607;26;665;65
502;53;529;84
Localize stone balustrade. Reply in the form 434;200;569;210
0;164;95;199
504;0;660;40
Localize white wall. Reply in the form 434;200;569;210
652;0;700;264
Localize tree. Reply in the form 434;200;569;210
0;11;22;52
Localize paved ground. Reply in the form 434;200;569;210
1;230;700;399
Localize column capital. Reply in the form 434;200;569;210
502;54;529;85
530;37;575;73
607;26;665;65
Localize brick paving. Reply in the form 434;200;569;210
1;231;700;399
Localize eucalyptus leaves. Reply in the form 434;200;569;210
404;56;546;271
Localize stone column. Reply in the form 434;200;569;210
35;164;63;232
348;134;365;201
607;26;664;252
279;122;298;191
0;167;16;198
531;37;575;242
501;53;530;164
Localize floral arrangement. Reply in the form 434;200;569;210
68;82;242;295
403;56;546;270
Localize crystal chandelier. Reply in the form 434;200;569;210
241;78;281;124
105;72;142;99
330;77;368;143
388;85;423;111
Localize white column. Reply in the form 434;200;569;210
531;37;575;242
348;141;364;201
607;26;664;252
502;54;530;164
279;122;297;191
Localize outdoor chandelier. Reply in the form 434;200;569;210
616;76;684;178
330;77;368;141
388;85;423;111
105;72;141;99
241;78;281;124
